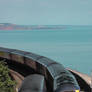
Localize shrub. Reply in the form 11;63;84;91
0;61;16;92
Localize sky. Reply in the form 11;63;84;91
0;0;92;25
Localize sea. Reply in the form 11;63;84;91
0;25;92;75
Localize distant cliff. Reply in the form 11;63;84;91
0;23;65;30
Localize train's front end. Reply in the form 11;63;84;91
63;90;80;92
55;83;80;92
75;90;80;92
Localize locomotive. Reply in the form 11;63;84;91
0;47;80;92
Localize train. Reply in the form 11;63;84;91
0;47;80;92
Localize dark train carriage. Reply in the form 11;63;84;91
24;52;42;71
35;57;57;79
46;63;80;92
0;47;15;59
34;56;80;92
10;50;30;64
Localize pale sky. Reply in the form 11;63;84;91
0;0;92;25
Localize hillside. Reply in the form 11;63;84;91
0;23;64;30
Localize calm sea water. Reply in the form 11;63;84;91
0;26;92;75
